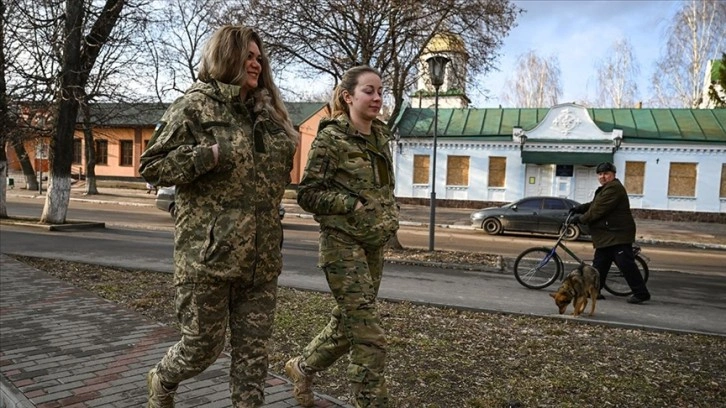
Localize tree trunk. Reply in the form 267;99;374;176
40;0;84;224
386;233;404;250
81;103;98;195
0;149;7;218
11;142;39;190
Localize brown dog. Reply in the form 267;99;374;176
550;264;600;316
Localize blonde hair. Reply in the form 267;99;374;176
198;25;298;144
328;65;382;118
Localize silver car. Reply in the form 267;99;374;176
155;186;286;220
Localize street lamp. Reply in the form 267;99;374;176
427;55;450;252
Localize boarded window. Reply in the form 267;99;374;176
120;140;133;166
720;164;726;198
413;155;430;184
624;161;645;194
446;156;470;186
488;157;506;187
95;140;108;165
72;139;82;164
668;162;696;197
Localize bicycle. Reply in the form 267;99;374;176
512;213;649;296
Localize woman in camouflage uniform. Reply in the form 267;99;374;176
285;66;399;408
139;25;298;408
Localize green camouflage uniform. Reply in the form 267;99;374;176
296;115;399;407
140;79;296;407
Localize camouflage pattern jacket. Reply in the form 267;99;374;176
297;115;399;249
140;80;297;285
574;178;636;249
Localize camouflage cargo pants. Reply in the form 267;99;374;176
302;231;388;407
154;277;278;408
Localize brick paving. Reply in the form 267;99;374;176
0;254;351;408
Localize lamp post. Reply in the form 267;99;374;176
427;55;450;252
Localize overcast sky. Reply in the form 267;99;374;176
470;0;683;108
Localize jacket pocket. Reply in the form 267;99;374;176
200;211;249;265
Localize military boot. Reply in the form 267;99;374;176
147;367;177;408
285;356;315;407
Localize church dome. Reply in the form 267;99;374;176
425;32;466;54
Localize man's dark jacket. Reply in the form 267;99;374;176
574;178;636;248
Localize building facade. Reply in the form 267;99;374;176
6;102;327;185
392;103;726;215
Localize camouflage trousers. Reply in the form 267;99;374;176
154;277;278;408
302;230;389;407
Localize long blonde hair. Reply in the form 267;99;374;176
198;25;298;144
328;65;382;118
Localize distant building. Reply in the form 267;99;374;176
6;102;327;185
411;32;470;109
392;103;726;217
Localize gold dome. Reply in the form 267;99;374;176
425;32;466;54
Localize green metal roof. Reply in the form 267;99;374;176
82;101;326;128
394;107;726;144
284;102;327;127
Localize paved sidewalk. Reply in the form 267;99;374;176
0;254;351;408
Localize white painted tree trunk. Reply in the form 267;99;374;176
40;175;71;224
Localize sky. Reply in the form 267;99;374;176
470;0;684;108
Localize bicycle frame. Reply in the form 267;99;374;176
547;214;585;278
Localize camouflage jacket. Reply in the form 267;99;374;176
575;178;636;248
297;115;399;249
140;80;297;284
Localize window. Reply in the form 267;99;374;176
544;198;568;210
668;162;696;197
72;139;82;164
95;140;108;165
446;156;469;186
625;161;645;194
488;157;506;187
518;198;541;210
120;140;133;166
413;155;430;184
720;164;726;198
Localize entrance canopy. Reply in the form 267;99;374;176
521;151;613;166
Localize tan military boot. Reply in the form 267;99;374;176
147;367;177;408
285;356;314;407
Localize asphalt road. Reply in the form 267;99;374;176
5;196;726;276
2;215;725;337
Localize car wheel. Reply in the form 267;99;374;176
562;224;580;241
482;218;502;235
169;204;177;220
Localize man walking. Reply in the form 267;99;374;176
570;162;651;304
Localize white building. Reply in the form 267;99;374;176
392;103;726;216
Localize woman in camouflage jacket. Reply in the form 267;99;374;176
139;26;298;408
285;66;399;408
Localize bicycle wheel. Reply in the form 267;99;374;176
603;255;650;296
513;247;562;290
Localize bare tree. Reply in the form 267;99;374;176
142;0;222;102
39;0;126;224
503;50;562;108
224;0;520;126
3;0;61;192
651;0;726;108
1;0;7;217
594;38;640;108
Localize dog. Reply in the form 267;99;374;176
549;263;600;317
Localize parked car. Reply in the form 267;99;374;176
155;186;286;220
470;196;587;241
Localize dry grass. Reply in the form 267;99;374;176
12;254;726;408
